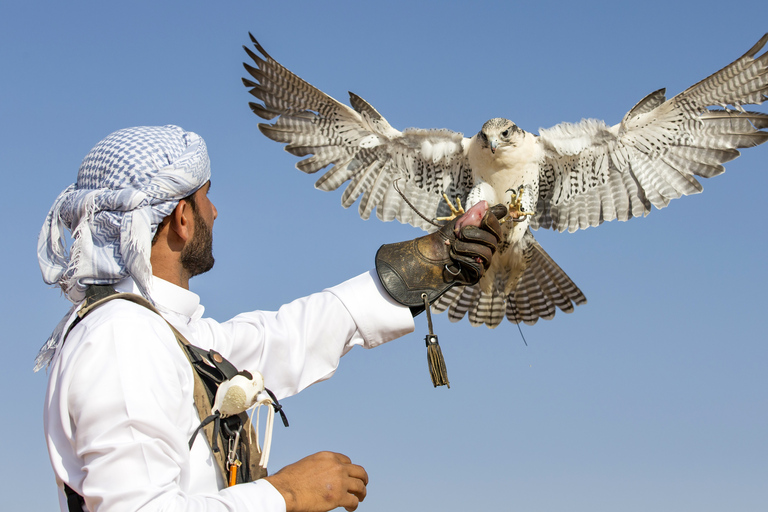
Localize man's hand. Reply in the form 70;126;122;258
265;451;369;512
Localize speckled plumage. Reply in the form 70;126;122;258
242;33;768;328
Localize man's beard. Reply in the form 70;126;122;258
180;208;215;278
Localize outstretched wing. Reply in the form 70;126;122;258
533;34;768;233
242;34;474;233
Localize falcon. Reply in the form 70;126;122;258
242;33;768;328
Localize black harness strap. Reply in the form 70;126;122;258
63;483;84;512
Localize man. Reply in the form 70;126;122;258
37;125;501;512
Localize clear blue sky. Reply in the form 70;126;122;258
2;2;766;511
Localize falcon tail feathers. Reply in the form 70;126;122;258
507;240;587;325
432;239;586;328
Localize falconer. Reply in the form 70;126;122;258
37;125;502;512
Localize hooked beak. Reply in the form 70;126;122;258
490;139;497;154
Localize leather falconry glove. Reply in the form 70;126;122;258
375;201;506;310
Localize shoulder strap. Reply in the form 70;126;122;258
60;286;266;510
63;483;84;512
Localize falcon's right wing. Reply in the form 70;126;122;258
533;33;768;234
242;34;475;233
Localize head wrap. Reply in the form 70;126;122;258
35;125;211;371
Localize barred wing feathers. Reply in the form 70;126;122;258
534;33;768;233
242;34;474;233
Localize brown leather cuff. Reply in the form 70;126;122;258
375;235;455;308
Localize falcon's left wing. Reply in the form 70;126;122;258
533;34;768;233
242;34;474;233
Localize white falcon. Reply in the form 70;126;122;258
242;33;768;328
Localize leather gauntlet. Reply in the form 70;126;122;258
376;203;505;308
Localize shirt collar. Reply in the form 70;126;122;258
113;276;204;320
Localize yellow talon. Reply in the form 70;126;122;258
435;193;465;222
501;186;534;223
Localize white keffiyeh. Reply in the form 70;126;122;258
35;125;211;371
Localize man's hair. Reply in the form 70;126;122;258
151;192;198;246
184;192;199;212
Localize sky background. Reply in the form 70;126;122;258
2;1;767;511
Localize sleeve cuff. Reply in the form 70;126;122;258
226;478;287;512
326;270;415;348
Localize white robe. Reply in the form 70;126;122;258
43;271;414;512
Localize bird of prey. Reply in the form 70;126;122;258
242;33;768;328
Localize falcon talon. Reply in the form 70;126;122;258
504;186;534;221
435;193;465;222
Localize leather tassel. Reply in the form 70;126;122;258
422;293;450;388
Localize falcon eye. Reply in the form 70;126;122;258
501;130;509;137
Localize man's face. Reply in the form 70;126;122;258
180;182;217;278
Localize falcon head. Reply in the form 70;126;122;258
476;118;524;154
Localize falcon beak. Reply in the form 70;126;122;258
490;139;497;154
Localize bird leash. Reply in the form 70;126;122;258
422;292;450;388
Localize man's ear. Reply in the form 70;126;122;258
169;199;194;244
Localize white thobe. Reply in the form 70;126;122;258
44;271;414;512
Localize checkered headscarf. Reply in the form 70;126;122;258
35;125;211;371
